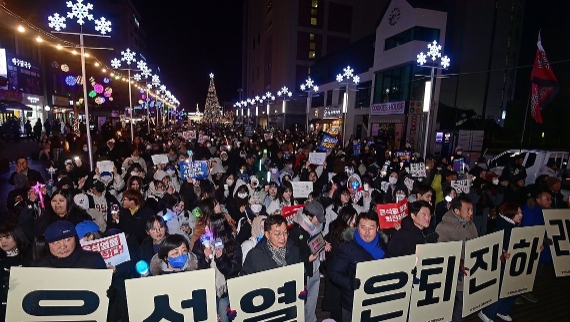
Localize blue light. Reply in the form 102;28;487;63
103;77;110;84
135;260;149;275
65;75;77;86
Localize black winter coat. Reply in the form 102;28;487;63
107;206;154;244
192;240;243;288
386;216;438;258
241;238;301;275
287;223;317;277
32;245;106;269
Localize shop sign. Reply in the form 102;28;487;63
24;94;43;106
409;101;423;114
370;101;405;115
323;107;341;119
0;48;7;90
52;94;70;107
0;89;23;102
11;58;32;69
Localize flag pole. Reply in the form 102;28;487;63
520;88;531;152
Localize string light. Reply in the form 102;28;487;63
17;25;25;32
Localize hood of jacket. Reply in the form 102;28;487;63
210;158;226;174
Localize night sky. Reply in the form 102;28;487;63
131;0;244;112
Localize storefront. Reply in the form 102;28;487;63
22;94;45;124
369;101;407;149
51;94;72;124
310;107;342;135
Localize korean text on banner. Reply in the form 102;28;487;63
462;231;504;316
151;154;169;165
308;152;326;165
125;269;217;321
227;263;305;322
96;160;114;173
6;267;113;321
408;241;462;322
179;161;209;180
451;178;471;194
318;134;338;152
410;163;427;177
352;255;415;322
500;226;545;297
291;181;313;198
264;133;273;141
81;233;131;267
377;198;408;230
543;209;570;277
282;204;304;229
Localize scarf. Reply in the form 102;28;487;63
211;257;228;297
267;242;287;267
452;212;470;227
354;230;384;260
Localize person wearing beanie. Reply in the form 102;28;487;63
75;220;101;242
545;176;565;209
31;220;106;269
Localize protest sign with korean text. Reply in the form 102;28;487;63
291;181;313;198
394;151;411;161
264;132;273;141
179;160;209;180
125;268;217;321
353;142;361;157
352;255;415;322
96;160;114;173
408;241;462;322
282;204;304;228
500;226;545;297
151;153;169;165
462;231;504;316
81;233;131;267
543;209;570;277
318;134;338;151
377;198;408;230
227;263;305;322
6;267;113;321
404;177;415;192
410;163;427;177
451;178;471;194
308;152;326;165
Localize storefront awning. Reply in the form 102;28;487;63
0;100;33;111
369;114;407;124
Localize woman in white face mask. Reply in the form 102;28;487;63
158;193;195;240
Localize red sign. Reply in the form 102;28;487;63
370;101;405;116
0;89;23;102
282;204;304;229
376;198;408;229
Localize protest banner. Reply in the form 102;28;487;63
264;132;273;141
179;160;209;180
377;198;408;229
543;209;570;277
282;204;304;228
6;267;112;321
96;160;114;173
198;135;209;144
394;151;411;161
462;231;504;316
227;263;305;322
183;130;196;140
500;226;545;297
352;255;415;322
409;163;427;177
451;178;471;194
318;134;338;151
353;142;361;157
81;233;131;267
151;153;169;165
408;241;462;322
404;177;415;192
125;269;217;321
308;152;326;165
291;181;313;198
453;158;466;177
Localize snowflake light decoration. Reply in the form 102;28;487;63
336;74;344;82
159;85;166;93
104;91;111;98
133;74;142;82
441;55;451;69
353;75;360;84
343;66;354;79
152;75;160;87
88;90;97;98
427;40;442;61
65;75;77;86
417;52;427;66
103;77;110;84
66;0;94;25
60;64;69;72
120;48;136;65
94;17;112;35
277;86;292;98
336;66;359;84
94;84;104;94
313;85;319;92
137;60;147;71
76;76;83;85
95;96;105;105
110;58;121;69
140;66;152;79
48;13;67;31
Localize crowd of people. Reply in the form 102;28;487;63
0;120;562;322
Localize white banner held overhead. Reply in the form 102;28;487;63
409;163;427;177
6;267;113;321
352;255;415;322
543;209;570;277
308;152;326;165
81;233;131;267
451;178;471;194
96;160;114;173
291;181;313;198
151;154;169;165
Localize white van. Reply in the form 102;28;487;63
488;149;569;185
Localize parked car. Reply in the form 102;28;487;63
489;149;569;185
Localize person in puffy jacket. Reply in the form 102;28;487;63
386;201;438;257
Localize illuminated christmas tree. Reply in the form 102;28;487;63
202;73;222;124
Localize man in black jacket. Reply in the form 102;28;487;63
8;157;45;186
241;215;301;275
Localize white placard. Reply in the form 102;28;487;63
291;181;313;198
408;241;462;322
125;269;217;321
308;152;326;165
198;135;209;144
81;233;131;267
500;226;544;297
151;153;169;165
228;263;305;322
543;209;570;277
96;160;114;173
451;178;471;194
462;231;503;316
6;267;112;321
352;255;415;322
404;177;415;192
409;163;427;177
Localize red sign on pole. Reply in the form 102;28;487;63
282;204;304;228
376;198;409;229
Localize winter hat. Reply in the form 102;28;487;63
76;220;100;239
303;201;325;223
45;220;77;243
251;215;267;238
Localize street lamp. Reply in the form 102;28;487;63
47;0;112;171
111;48;139;141
277;86;292;130
336;66;360;146
262;92;275;129
417;40;450;158
300;77;319;133
133;60;153;133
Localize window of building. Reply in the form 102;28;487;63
373;63;425;103
311;9;318;16
326;90;333;106
312;0;318;8
338;87;346;105
311;17;317;25
312;94;324;108
355;81;372;109
384;27;440;51
309;50;316;58
310;33;315;41
309;43;315;50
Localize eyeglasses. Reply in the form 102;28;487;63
270;231;288;238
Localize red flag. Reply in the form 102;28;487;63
530;32;558;124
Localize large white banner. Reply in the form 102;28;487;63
6;267;112;321
227;263;305;322
125;269;217;321
543;209;570;277
500;226;544;297
291;181;313;198
408;241;462;322
462;231;504;316
352;255;415;322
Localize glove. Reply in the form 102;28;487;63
298;285;308;300
226;306;237;321
351;277;361;290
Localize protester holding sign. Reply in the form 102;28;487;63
386;201;438;258
330;211;386;322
